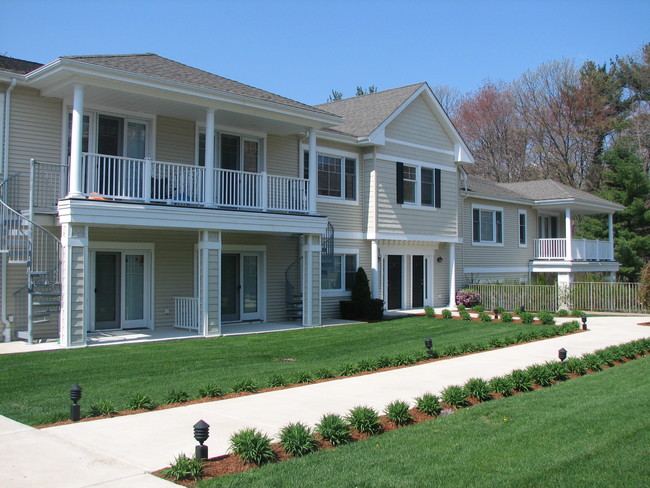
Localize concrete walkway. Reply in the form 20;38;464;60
2;315;649;487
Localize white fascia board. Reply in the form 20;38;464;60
530;260;620;273
27;59;342;129
367;232;461;243
532;199;624;213
462;191;532;207
57;200;328;234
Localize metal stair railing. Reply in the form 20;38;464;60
322;221;334;268
285;256;303;320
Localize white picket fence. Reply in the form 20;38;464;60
471;282;645;313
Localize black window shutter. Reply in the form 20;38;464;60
434;168;441;208
396;162;404;204
473;209;480;242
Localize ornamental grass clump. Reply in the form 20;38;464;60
231;378;258;393
441;309;453;319
127;393;156;410
488;376;514;397
347;406;381;435
507;369;533;392
384;400;413;426
89;400;117;417
164;389;190;405
357;358;379;372
565;357;587;375
293;371;314;384
279;422;319;457
415;393;442;416
338;362;361;376
463;377;491;402
197;383;224;398
441;385;468;408
162;454;204;481
316;413;350;446
526;364;555;387
312;368;335;380
229;428;275;466
546;361;569;381
455;289;481;308
266;374;289;388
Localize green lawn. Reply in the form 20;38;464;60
198;356;650;488
1;317;546;425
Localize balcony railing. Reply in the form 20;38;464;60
534;238;613;261
80;153;310;213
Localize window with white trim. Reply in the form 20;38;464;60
472;206;503;244
322;254;357;291
518;210;527;247
303;151;357;201
396;162;441;208
198;131;262;171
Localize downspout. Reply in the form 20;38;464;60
1;78;17;341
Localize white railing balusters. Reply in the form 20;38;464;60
174;297;199;330
534;238;613;261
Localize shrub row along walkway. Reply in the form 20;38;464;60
2;315;649;488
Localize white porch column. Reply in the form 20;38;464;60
564;207;572;261
68;84;85;198
60;223;88;347
204;109;215;205
608;213;614;261
302;233;321;327
308;129;317;214
371;240;379;299
448;243;456;309
198;230;221;336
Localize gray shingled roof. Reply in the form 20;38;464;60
464;175;623;209
61;54;336;117
315;83;425;137
0;55;43;75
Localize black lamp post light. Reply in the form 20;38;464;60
558;348;567;362
493;309;499;320
581;316;588;330
69;384;82;421
424;337;437;359
194;419;210;460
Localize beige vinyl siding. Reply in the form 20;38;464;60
266;135;299;177
460;197;536;285
8;87;62;210
68;246;85;344
156;116;195;164
433;244;450;308
375;158;458;237
385;94;454;151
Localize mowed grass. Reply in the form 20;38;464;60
1;317;544;425
198;356;650;488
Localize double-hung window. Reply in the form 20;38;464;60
396;162;441;208
303;151;357;201
322;253;357;292
472;205;503;245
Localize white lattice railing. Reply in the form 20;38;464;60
534;238;613;261
174;297;199;330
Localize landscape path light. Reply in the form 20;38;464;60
581;316;588;330
493;309;499;320
194;419;210;460
69;384;82;421
558;348;567;362
424;337;437;358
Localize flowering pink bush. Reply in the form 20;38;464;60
455;289;481;307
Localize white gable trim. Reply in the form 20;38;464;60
384;137;455;156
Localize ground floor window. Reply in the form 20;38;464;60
323;253;357;292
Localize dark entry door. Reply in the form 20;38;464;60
387;255;402;310
95;252;120;330
412;255;424;308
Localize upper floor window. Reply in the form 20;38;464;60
396;162;441;208
519;210;527;247
472;205;503;245
198;132;262;172
303;151;357;201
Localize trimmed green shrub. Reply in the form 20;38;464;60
478;311;492;322
537;310;555;325
500;312;513;323
463;377;491;401
231;378;258;393
415;393;442;416
460;310;472;321
488;376;514;397
456;304;466;311
441;385;468;408
494;306;505;314
554;309;570;317
520;312;535;324
367;299;385;321
424;306;435;318
127;393;156;410
507;369;533;392
197;383;224;398
571;309;586;317
279;422;319;457
316;413;351;446
164;389;190;404
89;400;117;417
385;400;413;426
229;428;275;466
347;406;381;434
351;267;372;313
527;364;554;387
266;374;289;388
441;309;453;319
161;454;203;481
293;371;314;384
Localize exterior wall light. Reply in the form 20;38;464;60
558;348;567;362
70;384;82;421
437;256;443;263
194;419;210;460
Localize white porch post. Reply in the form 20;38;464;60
448;243;456;308
302;233;321;327
204;109;215;205
557;273;572;310
198;230;221;336
60;223;88;347
371;240;379;299
68;84;85;198
608;213;614;261
564;207;572;261
308;129;317;214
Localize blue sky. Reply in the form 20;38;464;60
1;0;648;105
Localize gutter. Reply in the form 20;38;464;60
1;77;17;341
